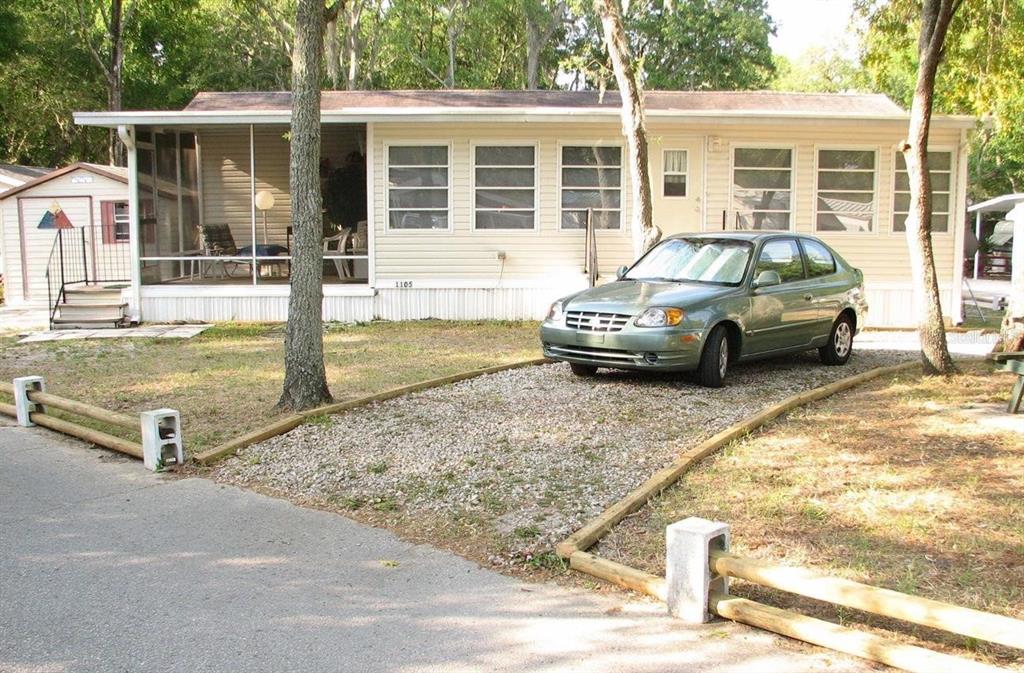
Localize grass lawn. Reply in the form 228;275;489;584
0;320;541;450
596;361;1024;668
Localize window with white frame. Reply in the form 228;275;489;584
114;201;130;241
893;151;952;233
816;149;876;232
387;145;449;230
732;147;792;230
474;145;536;230
560;145;622;230
663;149;688;197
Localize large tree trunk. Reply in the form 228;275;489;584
279;0;333;411
901;0;958;375
1001;203;1024;351
596;0;660;255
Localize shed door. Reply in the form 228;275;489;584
651;137;704;237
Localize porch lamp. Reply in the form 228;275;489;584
255;190;275;243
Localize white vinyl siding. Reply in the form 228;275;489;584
815;149;877;233
386;144;450;231
473;145;537;230
732;147;792;230
662;149;688;197
893;151;952;233
559;145;623;230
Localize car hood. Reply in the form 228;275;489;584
565;280;736;313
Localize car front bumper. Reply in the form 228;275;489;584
539;321;705;371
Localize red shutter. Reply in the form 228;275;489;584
100;201;116;244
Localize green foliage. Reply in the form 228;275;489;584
772;48;870;93
858;0;1024;198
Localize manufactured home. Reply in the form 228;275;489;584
70;90;974;328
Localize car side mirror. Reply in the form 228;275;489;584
752;270;781;289
615;265;629;280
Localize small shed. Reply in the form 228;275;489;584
0;163;131;308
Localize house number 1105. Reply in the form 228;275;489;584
393;281;414;288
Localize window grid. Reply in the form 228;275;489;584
473;145;537;231
815;149;877;233
732;147;792;231
892;152;952;233
387;145;450;231
559;145;623;231
114;202;130;241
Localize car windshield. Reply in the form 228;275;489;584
624;238;752;285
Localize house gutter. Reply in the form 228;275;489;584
117;124;142;323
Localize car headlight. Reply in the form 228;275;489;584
546;300;565;323
635;307;684;327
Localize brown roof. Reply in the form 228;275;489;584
184;89;906;117
0;163;128;201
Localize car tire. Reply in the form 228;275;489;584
819;314;854;366
569;362;598;377
697;325;729;388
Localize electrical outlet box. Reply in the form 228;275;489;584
496;251;507;260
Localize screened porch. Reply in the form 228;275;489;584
136;123;368;286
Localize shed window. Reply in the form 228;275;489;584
387;145;449;230
816;149;876;232
474;145;536;230
663;149;688;197
560;145;622;230
732;148;792;230
893;151;952;233
100;200;130;244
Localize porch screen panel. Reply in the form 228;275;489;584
388;145;449;230
560;146;622;230
893;151;951;233
732;148;792;230
815;149;876;232
474;145;536;230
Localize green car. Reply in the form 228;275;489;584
540;232;868;387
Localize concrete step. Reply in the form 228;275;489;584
57;303;127;321
51;317;128;330
63;285;126;305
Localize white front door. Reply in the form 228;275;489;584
651;137;704;237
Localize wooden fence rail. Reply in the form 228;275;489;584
0;380;144;459
710;549;1024;651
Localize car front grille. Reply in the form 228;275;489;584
544;343;642;366
565;310;632;333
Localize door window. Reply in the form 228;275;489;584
755;239;805;283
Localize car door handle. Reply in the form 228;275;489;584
804;294;813;301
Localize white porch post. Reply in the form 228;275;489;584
974;211;983;280
366;122;376;288
118;124;142;322
249;124;258;286
1009;203;1024;323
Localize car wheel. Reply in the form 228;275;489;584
569;362;598;377
697;325;729;388
819;314;854;366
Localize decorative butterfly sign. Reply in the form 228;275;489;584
38;201;75;229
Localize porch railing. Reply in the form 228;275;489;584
44;228;132;329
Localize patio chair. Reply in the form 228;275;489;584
323;229;352;279
198;224;250;279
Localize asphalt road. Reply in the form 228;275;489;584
0;420;862;673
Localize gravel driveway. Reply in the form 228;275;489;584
218;349;913;565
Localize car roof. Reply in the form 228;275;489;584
665;231;819;243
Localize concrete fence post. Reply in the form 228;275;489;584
140;408;184;471
12;376;46;427
666;517;731;623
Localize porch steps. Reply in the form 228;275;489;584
53;286;128;329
